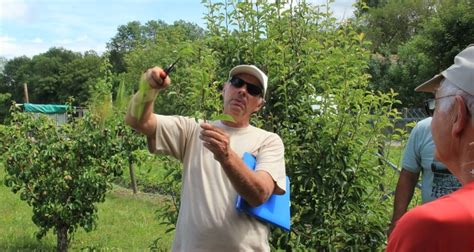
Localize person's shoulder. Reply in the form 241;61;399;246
156;115;199;127
393;202;445;242
409;117;432;138
250;125;281;137
156;114;192;120
248;126;284;144
414;117;432;130
403;192;470;225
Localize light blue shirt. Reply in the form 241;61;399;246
402;117;461;203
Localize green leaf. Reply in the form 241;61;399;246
211;113;235;123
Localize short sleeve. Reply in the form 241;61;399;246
255;133;286;192
401;121;426;173
153;115;197;161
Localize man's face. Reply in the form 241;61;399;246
222;73;264;120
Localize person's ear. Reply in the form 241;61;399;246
253;98;265;113
222;82;228;97
451;96;468;137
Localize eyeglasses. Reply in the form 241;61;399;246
423;95;457;115
229;76;263;97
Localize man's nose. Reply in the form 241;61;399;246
236;84;248;96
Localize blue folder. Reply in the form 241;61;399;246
235;152;291;232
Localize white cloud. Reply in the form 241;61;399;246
54;35;93;45
0;35;16;43
0;35;20;58
77;35;89;41
261;0;354;20
0;34;105;59
54;39;74;45
0;35;49;59
31;37;43;43
0;0;30;21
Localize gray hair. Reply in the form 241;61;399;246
437;78;474;119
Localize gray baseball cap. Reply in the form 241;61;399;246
415;44;474;95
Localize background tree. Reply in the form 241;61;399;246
106;20;205;74
2;58;129;252
0;56;31;103
107;21;147;74
367;0;474;107
3;110;125;252
356;0;434;53
28;48;79;104
0;56;8;73
0;49;102;122
59;50;103;104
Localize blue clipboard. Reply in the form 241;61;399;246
235;152;291;232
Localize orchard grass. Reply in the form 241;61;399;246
0;165;173;251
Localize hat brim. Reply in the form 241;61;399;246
415;74;443;93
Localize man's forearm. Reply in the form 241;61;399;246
390;169;419;224
125;72;161;136
220;151;274;207
198;123;278;207
125;91;158;134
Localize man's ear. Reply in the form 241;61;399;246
452;96;468;137
253;98;265;113
221;83;228;96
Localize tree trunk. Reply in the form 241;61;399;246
129;156;138;194
57;225;69;252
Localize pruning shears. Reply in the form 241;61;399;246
160;58;181;80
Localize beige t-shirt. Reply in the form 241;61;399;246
153;115;286;252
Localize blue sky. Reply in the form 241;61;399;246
0;0;355;59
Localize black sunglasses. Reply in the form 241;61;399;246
229;76;263;97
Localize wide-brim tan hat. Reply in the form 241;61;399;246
229;65;268;97
415;44;474;95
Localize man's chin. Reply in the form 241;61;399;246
228;105;245;113
225;108;244;119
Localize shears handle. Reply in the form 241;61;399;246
159;58;180;79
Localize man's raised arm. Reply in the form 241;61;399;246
125;67;171;138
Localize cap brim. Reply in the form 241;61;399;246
415;74;443;93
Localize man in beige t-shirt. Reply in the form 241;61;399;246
125;64;286;251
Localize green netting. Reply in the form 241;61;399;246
23;103;69;114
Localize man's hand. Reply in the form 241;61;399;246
125;66;171;138
144;67;171;90
199;123;231;163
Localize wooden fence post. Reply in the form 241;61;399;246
24;83;29;103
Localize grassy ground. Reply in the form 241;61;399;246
0;166;174;251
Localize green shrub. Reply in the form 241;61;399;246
3;106;127;251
